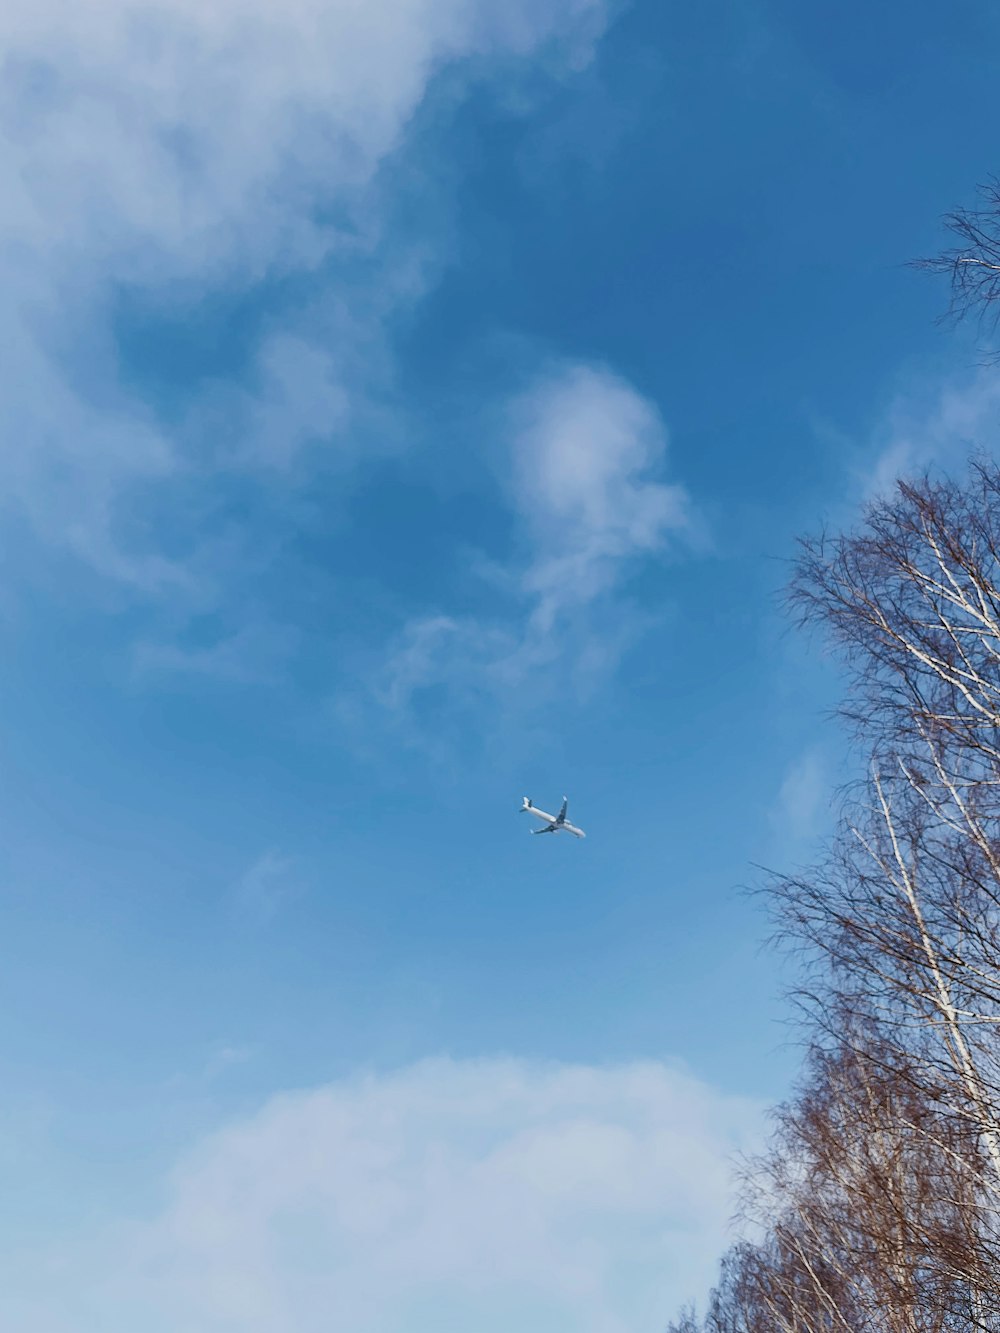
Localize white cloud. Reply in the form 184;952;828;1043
212;335;354;473
0;328;185;588
864;368;1000;499
0;0;607;585
378;363;694;718
512;363;693;629
2;0;607;282
0;1057;761;1333
377;614;484;710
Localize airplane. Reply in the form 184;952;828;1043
521;796;586;838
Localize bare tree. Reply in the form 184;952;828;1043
785;467;1000;1188
671;464;1000;1333
917;179;1000;353
773;465;1000;1324
670;1035;995;1333
755;1037;993;1333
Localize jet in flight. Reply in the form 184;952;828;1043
521;796;586;838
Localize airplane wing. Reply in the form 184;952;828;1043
557;797;568;823
533;824;557;834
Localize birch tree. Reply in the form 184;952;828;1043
669;464;1000;1333
918;179;1000;352
768;465;1000;1326
783;466;1000;1203
669;1036;994;1333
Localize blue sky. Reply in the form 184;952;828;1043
2;0;1000;1327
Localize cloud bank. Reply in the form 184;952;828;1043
1;1057;761;1333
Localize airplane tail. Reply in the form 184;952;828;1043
521;796;532;811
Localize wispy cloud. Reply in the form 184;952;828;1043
0;0;608;593
770;746;831;851
0;1057;762;1333
863;367;1000;499
234;849;302;922
512;363;693;627
376;363;697;723
134;620;300;684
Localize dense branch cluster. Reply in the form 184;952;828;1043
672;465;1000;1333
